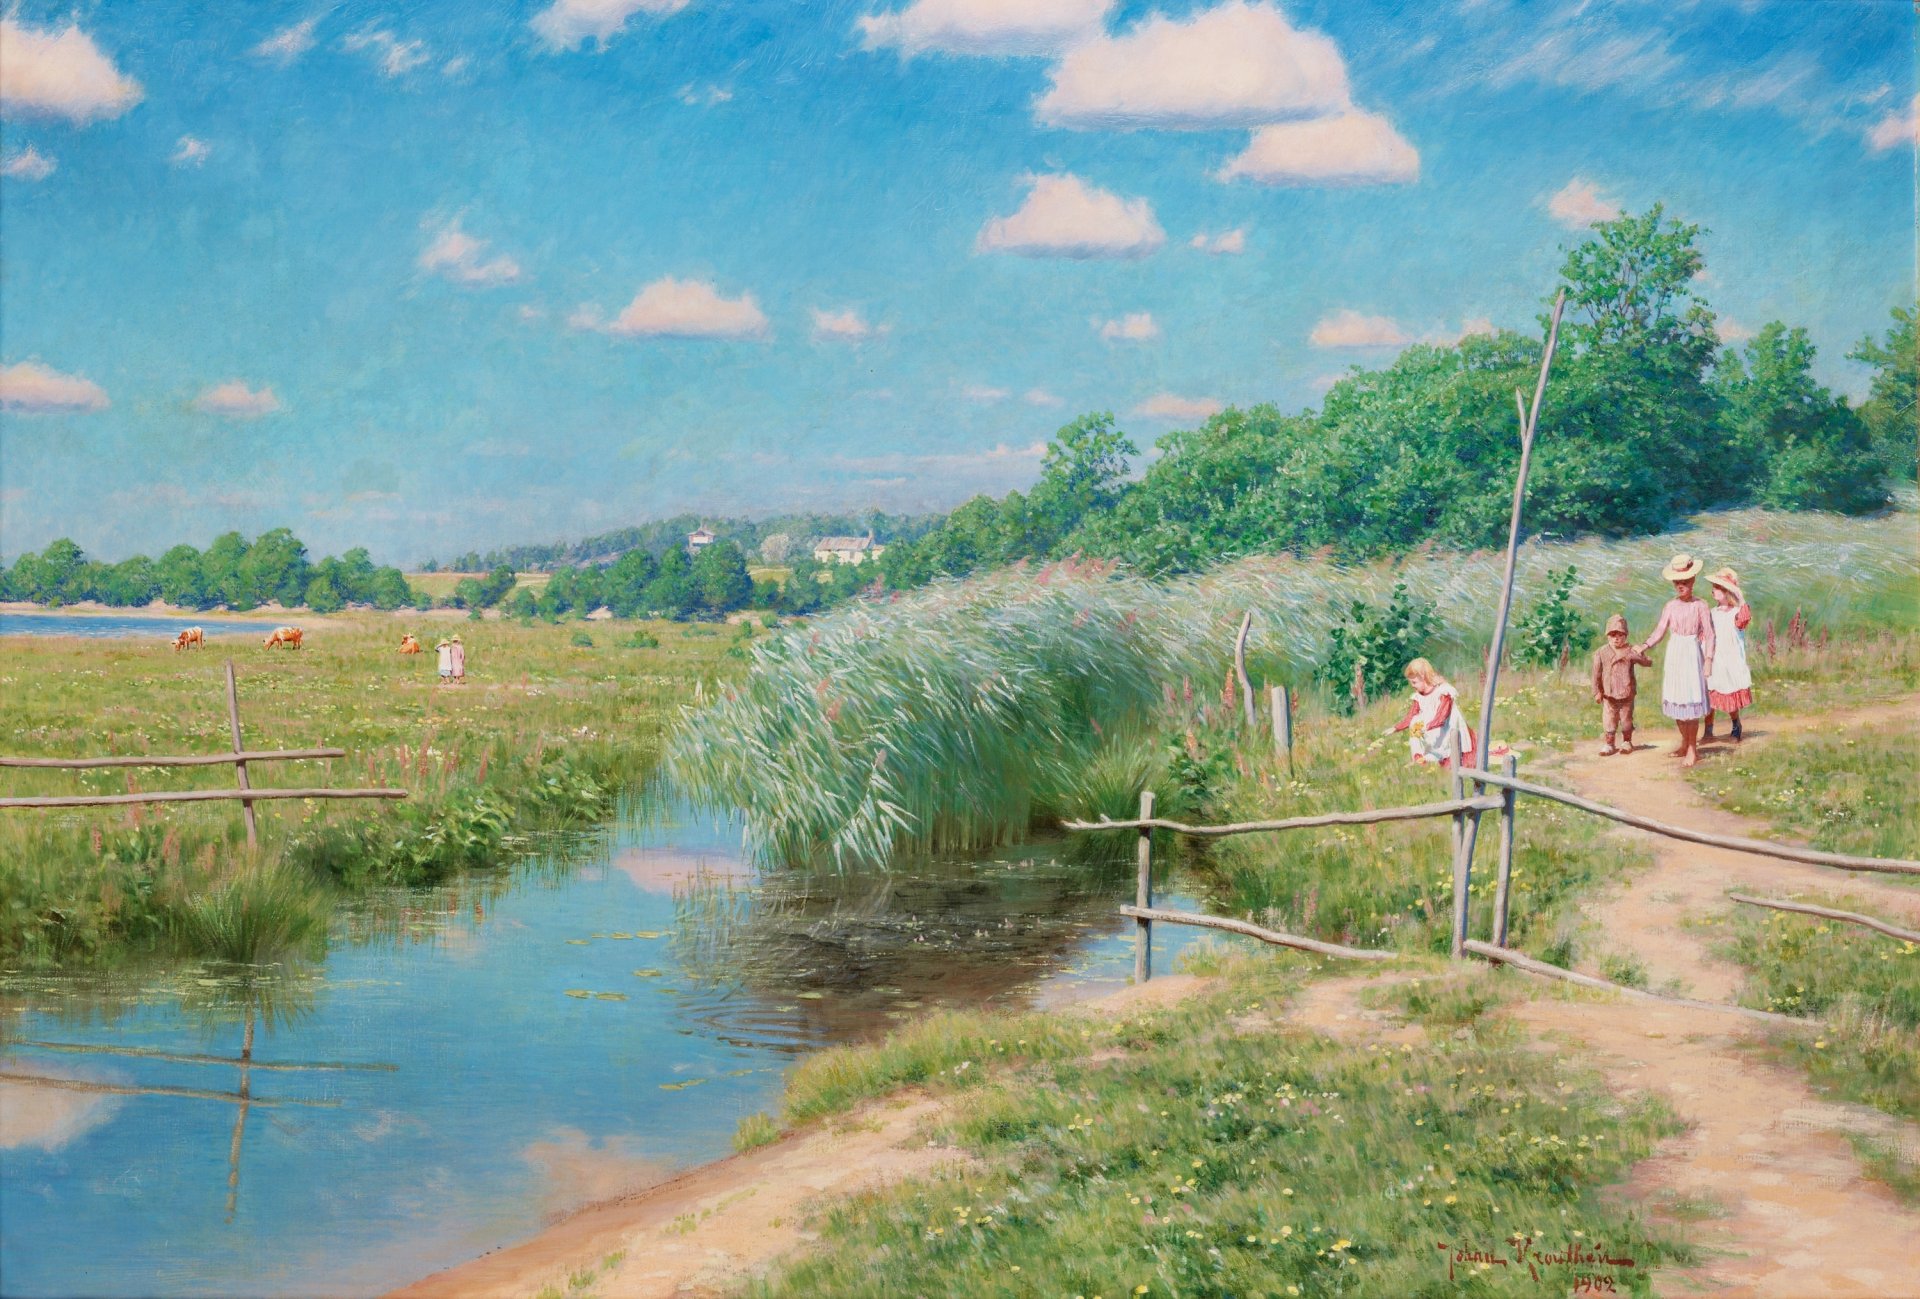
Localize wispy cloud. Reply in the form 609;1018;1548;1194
857;0;1111;58
811;307;883;341
1024;388;1064;407
677;83;733;106
253;16;321;65
1096;311;1159;343
1134;393;1222;422
1545;177;1621;228
418;218;523;286
977;172;1163;259
194;381;282;418
1189;228;1245;255
1867;94;1919;152
962;384;1011;402
532;0;692;52
1309;309;1411;348
344;28;432;78
1;361;109;412
171;136;211;167
0;18;142;124
2;146;56;182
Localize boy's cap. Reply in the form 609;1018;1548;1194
1605;613;1628;634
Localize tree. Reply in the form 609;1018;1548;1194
201;532;253;608
603;549;658;618
644;548;698;619
368;566;414;611
240;528;313;607
691;540;752;615
98;555;159;606
1850;306;1917;481
1028;413;1137;553
155;544;208;608
758;533;793;564
304;573;345;613
1720;323;1885;513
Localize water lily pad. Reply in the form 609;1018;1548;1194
594;992;629;1001
610;932;634;939
795;990;827;1000
632;968;664;978
632;930;668;939
658;1077;708;1091
564;989;592;998
565;939;590;946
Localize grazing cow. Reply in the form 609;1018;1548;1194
263;626;304;649
399;634;422;654
171;626;205;651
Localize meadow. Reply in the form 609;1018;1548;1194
0;615;736;969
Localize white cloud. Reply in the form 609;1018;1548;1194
977;173;1164;260
1217;110;1418;187
532;0;691;51
253;17;321;64
811;307;881;341
1096;311;1159;343
418;219;523;286
0;361;109;412
1546;177;1621;228
858;0;1111;57
1867;95;1919;152
442;56;471;79
171;135;211;167
833;441;1047;475
963;384;1011;402
1310;309;1411;349
1037;2;1347;130
2;145;56;181
195;381;282;418
591;277;770;339
677;83;733;105
0;18;143;124
1134;393;1223;422
1719;317;1756;344
343;29;432;77
1189;228;1245;255
1024;388;1064;407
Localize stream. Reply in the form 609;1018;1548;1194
0;796;1235;1298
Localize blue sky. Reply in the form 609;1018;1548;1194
1;0;1913;565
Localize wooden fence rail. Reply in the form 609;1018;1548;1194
1121;905;1395;962
1062;796;1499;838
0;748;345;770
1727;893;1920;945
0;788;408;810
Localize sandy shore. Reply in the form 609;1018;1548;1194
386;975;1212;1299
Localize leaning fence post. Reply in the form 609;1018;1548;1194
1135;789;1156;984
1270;685;1293;776
225;660;257;850
1448;728;1469;958
1491;753;1519;947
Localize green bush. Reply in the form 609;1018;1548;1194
1513;566;1583;668
623;630;660;649
1313;581;1440;712
569;629;594;647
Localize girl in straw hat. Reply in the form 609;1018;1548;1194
1703;567;1753;741
1635;553;1716;767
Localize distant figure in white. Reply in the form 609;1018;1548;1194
436;637;454;685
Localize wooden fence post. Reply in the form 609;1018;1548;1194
1352;661;1367;712
1270;685;1293;776
225;660;257;850
1232;612;1256;727
1135;790;1156;984
1491;753;1519;947
1448;728;1469;958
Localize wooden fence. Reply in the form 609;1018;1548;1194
0;660;406;845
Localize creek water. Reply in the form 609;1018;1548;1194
0;612;293;639
0;797;1233;1298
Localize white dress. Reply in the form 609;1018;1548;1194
1406;684;1476;766
1707;606;1753;709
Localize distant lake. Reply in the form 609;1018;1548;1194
0;612;293;640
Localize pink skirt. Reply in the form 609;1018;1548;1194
1709;687;1752;712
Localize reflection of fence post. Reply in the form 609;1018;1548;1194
1491;753;1519;947
1270;685;1293;776
225;661;257;850
1134;790;1156;984
1448;729;1469;958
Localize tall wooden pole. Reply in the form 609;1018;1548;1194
1448;728;1469;957
1491;753;1520;947
1454;291;1566;933
225;661;257;850
1232;612;1256;727
1134;790;1156;984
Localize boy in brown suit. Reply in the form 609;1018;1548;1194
1592;613;1653;755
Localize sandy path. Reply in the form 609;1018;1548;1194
1496;698;1920;1297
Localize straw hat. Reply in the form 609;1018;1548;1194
1706;567;1743;600
1660;553;1703;582
1605;613;1628;635
451;635;462;643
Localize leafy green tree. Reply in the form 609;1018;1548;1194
201;532;253;608
503;588;538;620
98;555;159;606
644;548;699;619
1719;323;1884;513
155;544;208;607
240;527;313;607
304;573;345;613
334;547;380;604
1849;306;1917;481
368;566;414;611
450;577;484;609
603;548;659;618
1027;412;1137;553
692;540;753;615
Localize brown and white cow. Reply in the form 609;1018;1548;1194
171;626;205;651
263;626;304;649
399;634;422;654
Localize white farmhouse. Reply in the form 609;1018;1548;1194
812;531;886;565
687;527;716;554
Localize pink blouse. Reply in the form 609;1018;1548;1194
1641;596;1715;659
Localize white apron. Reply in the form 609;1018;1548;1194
1661;633;1709;720
1707;607;1752;697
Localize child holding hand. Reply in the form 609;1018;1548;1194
1591;613;1652;755
1704;567;1754;741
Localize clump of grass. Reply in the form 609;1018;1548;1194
754;961;1690;1298
1600;953;1650;989
1375;971;1515;1028
733;1112;782;1153
1848;1133;1920;1206
166;863;329;965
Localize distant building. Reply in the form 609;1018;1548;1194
687;527;716;554
813;531;886;565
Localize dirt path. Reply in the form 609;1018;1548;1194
1496;698;1920;1297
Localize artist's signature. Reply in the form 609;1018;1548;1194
1436;1235;1637;1287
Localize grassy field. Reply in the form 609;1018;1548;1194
404;570;553;600
744;956;1688;1298
0;615;734;969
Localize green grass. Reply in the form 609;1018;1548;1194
0;615;735;968
750;956;1690;1299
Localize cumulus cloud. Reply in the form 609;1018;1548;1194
0;18;143;124
588;277;770;339
1217;110;1418;186
1867;94;1919;152
811;307;881;341
1189;228;1245;255
195;381;282;418
1309;309;1411;348
253;17;321;64
532;0;691;51
858;0;1111;57
0;361;109;412
171;135;210;167
1037;2;1347;130
1135;393;1222;422
2;145;55;181
977;173;1163;260
418;219;523;286
1096;312;1159;343
343;29;432;77
1546;177;1621;228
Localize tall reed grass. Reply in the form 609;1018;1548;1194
669;503;1918;866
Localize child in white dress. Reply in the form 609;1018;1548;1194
1636;554;1717;768
1704;567;1753;742
1384;658;1476;768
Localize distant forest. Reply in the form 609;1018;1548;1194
7;209;1912;622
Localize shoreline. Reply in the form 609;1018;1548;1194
0;601;476;623
386;974;1210;1299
